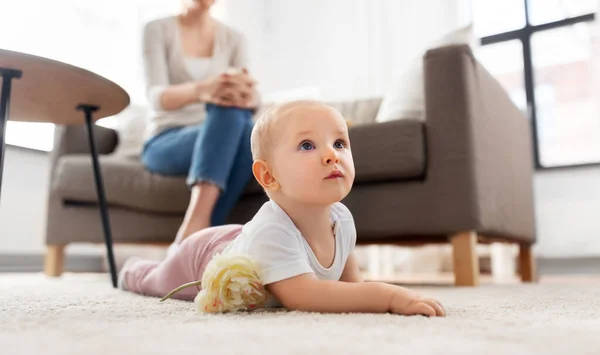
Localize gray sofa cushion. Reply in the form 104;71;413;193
53;155;192;213
52;119;425;214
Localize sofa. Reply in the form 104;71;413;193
45;44;537;286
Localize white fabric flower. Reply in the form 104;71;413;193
195;253;268;313
160;253;268;313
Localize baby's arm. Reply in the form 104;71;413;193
267;273;393;313
267;272;445;316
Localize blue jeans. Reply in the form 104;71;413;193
141;104;254;226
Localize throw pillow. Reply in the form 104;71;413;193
111;104;150;158
375;24;478;123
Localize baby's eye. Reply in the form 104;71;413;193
334;140;347;149
299;141;315;151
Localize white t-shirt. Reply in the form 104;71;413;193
222;200;357;307
183;57;212;80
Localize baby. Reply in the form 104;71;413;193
119;100;445;317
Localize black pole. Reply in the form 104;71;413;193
77;104;118;288
522;0;542;168
0;68;22;202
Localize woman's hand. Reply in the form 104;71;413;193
197;68;257;109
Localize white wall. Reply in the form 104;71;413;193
534;168;600;257
0;147;51;254
228;0;472;101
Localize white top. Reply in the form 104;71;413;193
223;200;357;307
183;57;212;80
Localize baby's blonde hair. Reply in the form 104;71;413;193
250;100;327;162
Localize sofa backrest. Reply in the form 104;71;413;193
326;97;382;125
255;97;382;126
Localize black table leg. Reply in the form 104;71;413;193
0;68;22;201
77;104;117;288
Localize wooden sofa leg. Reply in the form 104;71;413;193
451;232;479;286
519;243;537;283
45;245;66;277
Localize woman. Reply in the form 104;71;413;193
141;0;259;245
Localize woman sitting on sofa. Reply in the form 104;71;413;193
141;0;259;245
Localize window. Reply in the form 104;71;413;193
0;0;226;152
474;0;600;168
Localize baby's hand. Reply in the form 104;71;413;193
389;286;446;317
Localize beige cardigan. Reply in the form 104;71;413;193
142;16;249;139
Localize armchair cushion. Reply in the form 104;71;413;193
53;155;192;214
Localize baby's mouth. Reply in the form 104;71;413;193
325;171;344;179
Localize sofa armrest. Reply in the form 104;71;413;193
349;119;425;181
423;44;536;242
50;124;119;170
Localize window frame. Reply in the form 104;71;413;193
479;0;598;170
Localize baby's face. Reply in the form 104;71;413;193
269;105;355;205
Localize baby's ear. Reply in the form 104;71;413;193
252;160;280;192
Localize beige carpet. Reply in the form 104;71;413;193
1;273;599;355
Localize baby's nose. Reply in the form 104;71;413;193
322;150;340;165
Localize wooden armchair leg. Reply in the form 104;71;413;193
519;243;537;283
451;232;479;286
45;245;66;277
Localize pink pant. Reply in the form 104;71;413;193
122;225;243;301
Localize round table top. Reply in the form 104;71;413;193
0;48;130;125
